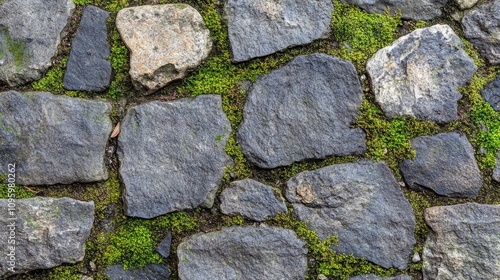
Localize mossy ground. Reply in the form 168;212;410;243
3;0;500;279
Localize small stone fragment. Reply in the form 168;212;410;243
412;252;421;263
106;264;170;280
481;76;500;111
494;151;500;182
341;0;447;20
156;231;172;258
455;0;479;9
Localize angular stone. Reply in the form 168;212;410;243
349;275;411;280
481;76;500;111
285;160;415;269
116;4;212;94
341;0;447;20
400;132;483;197
423;203;500;279
63;5;111;92
220;179;287;222
177;226;307;280
367;25;477;123
0;0;75;86
106;264;170;280
226;0;333;62
455;0;479;10
0;197;94;277
237;54;366;169
462;0;500;65
118;95;232;218
0;91;112;185
156;231;172;258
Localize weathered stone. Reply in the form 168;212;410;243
423;203;500;279
118;95;232;218
237;54;366;169
481;76;500;111
116;4;212;94
462;0;500;65
0;0;75;86
63;5;111;91
400;132;483;197
0;91;112;185
494;151;500;182
0;197;94;277
285;160;416;269
226;0;333;62
220;179;287;221
106;264;170;280
156;231;172;258
349;275;411;280
177;226;307;280
455;0;479;10
341;0;447;20
367;24;477;123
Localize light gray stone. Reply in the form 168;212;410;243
400;132;483;197
106;264;170;280
349;274;411;280
455;0;479;10
285;160;416;269
220;179;287;221
177;226;307;280
116;4;212;94
423;203;500;279
367;25;477;123
0;91;112;185
0;197;94;277
462;0;500;65
494;151;500;182
226;0;333;62
481;76;500;111
118;95;233;218
341;0;447;20
237;54;366;169
0;0;75;86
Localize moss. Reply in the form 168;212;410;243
48;264;83;280
106;17;131;100
0;27;28;68
72;0;94;5
222;215;245;226
0;174;36;199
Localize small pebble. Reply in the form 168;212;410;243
412;252;421;263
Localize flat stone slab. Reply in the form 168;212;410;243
63;5;111;92
106;264;170;279
341;0;447;20
116;4;212;94
367;24;476;123
177;226;307;280
423;203;500;279
237;54;366;169
285;160;416;269
220;179;287;221
226;0;333;61
400;132;483;197
0;0;75;86
0;197;94;277
481;76;500;111
349;275;411;280
0;91;112;185
462;0;500;65
118;95;232;218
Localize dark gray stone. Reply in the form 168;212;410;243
400;132;483;197
341;0;447;20
106;264;170;280
462;0;500;65
226;0;333;62
0;0;75;86
423;203;500;279
177;226;307;280
0;197;94;277
237;54;366;169
367;25;476;123
156;231;172;258
494;151;500;182
118;95;233;219
220;179;287;222
481;76;500;111
349;275;411;280
63;5;111;91
0;91;112;185
285;160;416;269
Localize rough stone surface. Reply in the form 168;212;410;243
285;160;416;269
118;95;232;218
226;0;333;62
400;132;483;197
349;275;411;280
177;226;307;280
237;54;366;169
116;4;212;94
341;0;447;20
0;91;112;185
0;0;75;86
494;151;500;182
481;76;500;111
106;264;170;280
367;25;477;123
0;197;94;277
219;179;287;221
156;231;172;258
455;0;479;10
423;203;500;279
462;0;500;65
63;5;111;91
